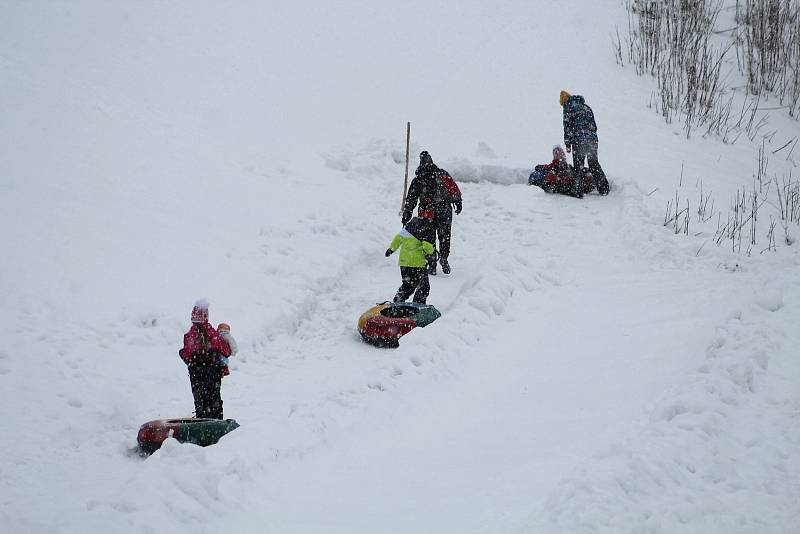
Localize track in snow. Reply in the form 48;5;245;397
189;153;740;533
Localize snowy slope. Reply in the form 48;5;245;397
1;1;799;533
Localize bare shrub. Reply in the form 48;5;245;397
617;0;798;139
619;0;737;137
735;0;800;117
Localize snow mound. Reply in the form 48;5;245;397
754;290;784;312
475;141;497;159
530;306;800;534
446;157;530;185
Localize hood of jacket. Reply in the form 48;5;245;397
565;94;585;111
404;217;432;241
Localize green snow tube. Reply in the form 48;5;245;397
137;417;240;454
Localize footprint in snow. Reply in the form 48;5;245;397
754;291;784;312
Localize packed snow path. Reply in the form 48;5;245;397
225;179;741;534
2;136;798;534
7;145;786;534
207;161;795;534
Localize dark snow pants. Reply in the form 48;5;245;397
433;207;453;262
394;266;430;304
188;363;223;419
572;140;608;193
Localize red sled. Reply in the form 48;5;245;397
529;167;609;196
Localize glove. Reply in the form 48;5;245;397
452;200;462;214
401;211;411;225
565;145;571;154
385;248;394;257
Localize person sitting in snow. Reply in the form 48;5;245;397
560;90;610;196
529;145;588;197
178;300;231;419
385;215;436;304
217;322;238;377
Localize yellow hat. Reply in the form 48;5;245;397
559;90;571;106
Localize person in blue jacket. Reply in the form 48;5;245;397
560;90;609;195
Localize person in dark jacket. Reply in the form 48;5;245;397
402;151;462;275
179;300;231;419
402;151;439;224
560;90;609;195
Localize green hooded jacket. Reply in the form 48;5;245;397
389;228;435;268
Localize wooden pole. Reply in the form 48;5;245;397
400;121;410;216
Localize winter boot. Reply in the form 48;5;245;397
440;258;451;274
571;170;584;198
597;176;610;195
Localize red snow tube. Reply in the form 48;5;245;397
544;172;595;194
530;167;600;196
358;302;442;348
361;315;417;341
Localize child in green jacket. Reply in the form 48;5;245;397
385;216;436;304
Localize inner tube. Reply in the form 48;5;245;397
358;301;441;347
137;417;239;454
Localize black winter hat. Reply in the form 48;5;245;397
420;151;433;165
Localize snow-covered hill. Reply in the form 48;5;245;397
1;1;798;533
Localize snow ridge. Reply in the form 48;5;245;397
530;293;800;534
